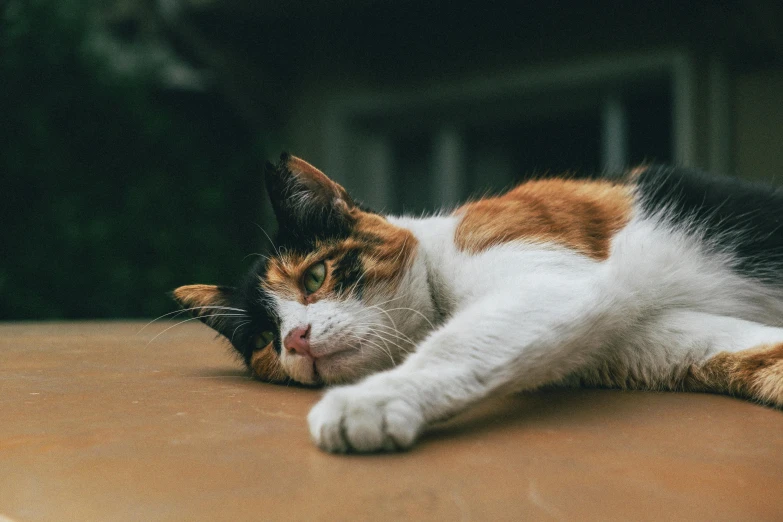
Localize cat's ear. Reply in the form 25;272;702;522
264;153;355;235
171;284;240;339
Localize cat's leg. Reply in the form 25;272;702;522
686;342;783;406
574;310;783;407
667;313;783;406
308;275;620;453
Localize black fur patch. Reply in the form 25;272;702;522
264;156;354;252
331;248;366;297
635;166;783;281
222;258;282;366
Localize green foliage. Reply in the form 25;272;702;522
1;1;272;319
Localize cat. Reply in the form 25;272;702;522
173;153;783;453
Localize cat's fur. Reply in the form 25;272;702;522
173;154;783;453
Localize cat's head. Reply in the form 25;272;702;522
173;154;431;385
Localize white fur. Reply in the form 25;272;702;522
298;212;783;452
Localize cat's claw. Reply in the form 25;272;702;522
308;384;425;453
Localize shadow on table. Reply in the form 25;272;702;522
188;367;324;390
423;388;640;445
189;367;253;380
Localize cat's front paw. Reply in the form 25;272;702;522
308;383;424;453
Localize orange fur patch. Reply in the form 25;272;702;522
250;344;288;382
352;211;417;291
172;284;227;311
685;344;783;407
454;178;633;259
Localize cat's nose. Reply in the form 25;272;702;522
284;325;312;357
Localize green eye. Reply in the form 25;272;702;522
303;262;326;294
255;331;275;350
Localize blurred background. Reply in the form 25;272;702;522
2;0;782;320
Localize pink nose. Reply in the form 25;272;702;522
284;325;312;357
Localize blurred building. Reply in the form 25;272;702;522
101;0;783;214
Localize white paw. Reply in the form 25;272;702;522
307;383;425;453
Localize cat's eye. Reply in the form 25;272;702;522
303;262;326;294
255;331;275;350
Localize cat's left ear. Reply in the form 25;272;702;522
171;284;239;339
264;153;356;236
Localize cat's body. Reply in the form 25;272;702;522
174;155;783;453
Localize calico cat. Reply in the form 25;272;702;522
173;153;783;453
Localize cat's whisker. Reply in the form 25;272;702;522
353;314;415;335
231;321;251;343
350;321;417;348
364;330;410;356
137;306;248;334
387;235;410;269
361;304;403;338
354;294;413;320
243;252;272;262
145;314;247;346
349;301;420;347
363;292;410;310
369;325;414;349
338;332;370;360
341;329;376;351
253;222;282;258
345;267;371;298
384;307;436;330
357;336;395;364
356;326;409;360
362;328;397;361
342;330;395;364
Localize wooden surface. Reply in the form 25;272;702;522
1;321;783;521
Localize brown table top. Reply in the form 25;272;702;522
1;321;782;521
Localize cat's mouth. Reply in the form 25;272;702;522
289;333;395;385
310;360;322;384
310;348;354;384
284;344;353;385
